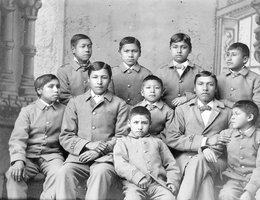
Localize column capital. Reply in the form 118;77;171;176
252;0;260;14
1;0;16;12
17;0;42;20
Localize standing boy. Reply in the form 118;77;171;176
56;62;129;200
114;106;181;200
156;33;203;109
211;100;260;200
57;34;93;105
135;75;174;138
6;74;65;199
217;42;260;125
164;71;232;200
110;36;152;106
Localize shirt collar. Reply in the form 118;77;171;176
234;126;256;137
188;98;225;109
119;62;141;73
37;99;57;110
85;89;113;102
197;99;214;108
168;59;195;69
224;66;249;76
139;99;164;110
71;56;91;71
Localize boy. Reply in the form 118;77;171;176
55;61;129;200
211;100;260;200
155;33;203;109
164;71;232;200
109;36;152;106
6;74;65;199
135;75;174;138
57;34;93;105
217;42;260;125
114;106;181;200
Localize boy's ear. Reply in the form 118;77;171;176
243;56;249;65
71;46;76;54
36;88;42;96
141;89;144;97
248;113;254;122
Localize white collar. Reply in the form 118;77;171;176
173;60;189;68
197;99;214;108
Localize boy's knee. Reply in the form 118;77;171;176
219;188;233;200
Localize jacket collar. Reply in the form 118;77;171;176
84;89;113;102
36;99;58;110
70;57;91;71
139;99;164;110
119;62;141;73
168;60;195;69
234;126;256;138
188;98;225;110
224;66;249;77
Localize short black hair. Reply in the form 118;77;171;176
169;33;192;51
129;106;151;123
71;34;92;48
119;36;141;52
142;75;163;88
34;74;59;97
194;70;218;86
88;61;112;79
233;100;259;124
228;42;250;57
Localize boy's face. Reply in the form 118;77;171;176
72;39;92;63
194;76;216;104
119;43;140;67
170;41;191;64
37;79;60;104
141;80;162;104
89;69;111;95
128;114;150;137
231;107;252;129
226;49;248;71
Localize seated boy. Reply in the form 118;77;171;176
135;75;174;138
212;100;260;200
5;74;65;199
55;61;129;200
114;106;181;200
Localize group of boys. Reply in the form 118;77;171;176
5;33;260;200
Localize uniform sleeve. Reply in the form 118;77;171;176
160;107;174;140
59;98;90;155
159;140;181;190
57;67;72;105
9;107;30;164
106;100;129;150
113;138;146;185
244;139;260;196
164;106;204;152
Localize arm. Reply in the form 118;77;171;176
160;107;174;140
159;140;181;193
165;106;204;152
113;138;146;185
57;67;72;105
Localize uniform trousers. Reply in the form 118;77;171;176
6;157;63;200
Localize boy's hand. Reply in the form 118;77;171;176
95;142;108;155
85;141;102;150
172;96;187;107
167;183;176;194
10;160;26;182
203;148;217;163
138;177;149;189
240;191;252;200
207;135;231;146
79;150;100;163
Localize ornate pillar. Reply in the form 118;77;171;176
0;0;17;94
18;0;42;96
252;0;260;63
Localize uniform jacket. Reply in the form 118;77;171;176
109;63;152;106
164;98;232;173
59;90;129;163
135;99;174;138
113;132;181;190
155;61;202;108
219;127;260;196
9;99;65;164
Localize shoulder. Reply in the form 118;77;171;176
57;62;73;75
255;128;260;143
139;65;152;73
157;63;170;71
246;69;260;80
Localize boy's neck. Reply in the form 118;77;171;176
90;89;107;96
74;56;89;65
145;99;160;104
238;123;254;133
123;62;136;68
39;98;54;106
230;65;244;72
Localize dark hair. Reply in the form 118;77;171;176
142;75;163;88
233;100;259;124
71;34;92;48
129;106;151;123
34;74;59;97
169;33;192;51
194;70;218;86
228;42;250;57
118;36;141;52
87;61;112;79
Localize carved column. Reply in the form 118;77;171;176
251;0;260;63
0;0;17;94
18;0;42;96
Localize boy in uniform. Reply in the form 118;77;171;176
57;34;93;105
114;106;181;200
6;74;65;199
135;75;174;138
56;62;129;200
156;33;203;109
